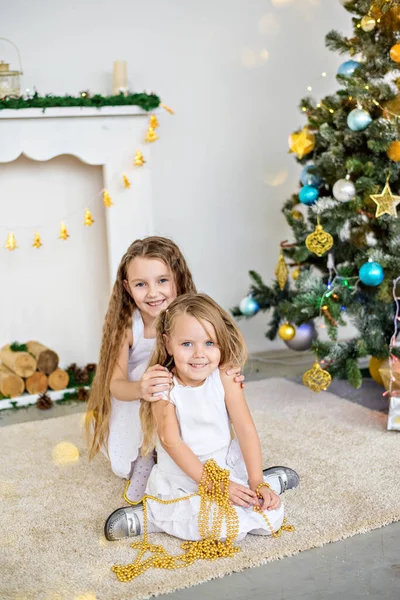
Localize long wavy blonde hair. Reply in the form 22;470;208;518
86;236;196;459
140;293;247;455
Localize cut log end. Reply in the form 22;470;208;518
0;346;37;378
26;371;48;395
0;364;25;397
48;368;69;391
26;342;59;375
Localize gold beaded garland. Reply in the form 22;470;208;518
114;458;294;581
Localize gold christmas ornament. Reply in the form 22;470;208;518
292;267;300;280
305;221;334;257
32;232;42;249
289;127;315;159
84;208;95;226
278;322;296;341
390;44;400;63
275;252;289;291
134;150;146;166
59;222;70;240
4;232;17;251
387;140;400;162
370;181;400;217
122;173;131;188
360;15;376;32
149;114;159;129
145;126;158;143
382;95;400;119
368;356;385;386
302;361;332;393
103;190;113;208
291;209;304;221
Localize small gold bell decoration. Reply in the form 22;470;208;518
390;44;400;63
145;126;158;143
275;252;289;291
84;208;95;226
59;222;70;240
291;209;303;221
103;190;113;207
278;322;296;341
134;150;146;167
122;174;131;188
305;219;334;257
4;232;18;250
303;361;332;393
289;127;315;159
292;267;300;281
149;114;159;129
360;15;376;32
387;141;400;162
32;232;42;249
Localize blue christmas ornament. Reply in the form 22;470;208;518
239;295;259;316
359;261;384;286
347;108;372;132
300;164;322;188
299;185;319;206
337;60;361;78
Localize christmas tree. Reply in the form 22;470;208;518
234;0;400;390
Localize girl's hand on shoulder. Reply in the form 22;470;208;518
140;364;173;402
219;364;245;388
256;484;281;511
227;480;257;508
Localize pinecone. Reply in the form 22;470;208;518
66;363;79;376
75;367;89;384
77;387;89;402
86;363;97;373
36;392;53;410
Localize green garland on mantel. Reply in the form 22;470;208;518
0;91;161;112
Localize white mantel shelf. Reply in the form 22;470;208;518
0;104;157;283
0;105;153;120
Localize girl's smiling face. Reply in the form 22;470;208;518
164;313;221;387
124;257;177;320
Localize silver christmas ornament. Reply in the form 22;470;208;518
283;322;317;351
332;179;356;202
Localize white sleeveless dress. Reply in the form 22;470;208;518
107;310;156;479
145;369;285;541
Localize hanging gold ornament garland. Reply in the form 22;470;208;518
4;232;18;251
145;127;158;143
84;209;95;226
275;252;289;291
32;232;42;249
122;174;131;188
134;150;146;166
59;222;70;240
103;190;114;208
303;361;332;393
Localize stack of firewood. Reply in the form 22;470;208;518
0;341;69;398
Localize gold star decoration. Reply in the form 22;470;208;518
370;181;400;218
288;127;315;159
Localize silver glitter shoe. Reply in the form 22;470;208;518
262;466;300;494
104;506;143;541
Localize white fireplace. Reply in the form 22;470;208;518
0;106;157;373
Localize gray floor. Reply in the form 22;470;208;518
1;350;399;599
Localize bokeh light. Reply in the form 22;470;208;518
52;441;80;465
259;14;280;35
264;170;289;186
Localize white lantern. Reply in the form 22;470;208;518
0;38;23;99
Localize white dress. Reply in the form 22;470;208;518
145;369;285;542
107;310;155;479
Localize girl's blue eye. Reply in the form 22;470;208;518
182;342;192;347
205;341;214;346
135;282;145;287
159;278;168;284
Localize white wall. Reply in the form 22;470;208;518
2;0;352;356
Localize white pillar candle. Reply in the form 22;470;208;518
113;60;127;95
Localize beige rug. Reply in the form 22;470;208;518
1;378;399;600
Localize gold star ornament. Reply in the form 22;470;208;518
288;127;315;159
370;181;400;218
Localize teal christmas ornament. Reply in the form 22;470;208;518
337;60;361;78
347;108;372;132
300;165;322;188
239;295;259;316
299;185;319;206
359;261;384;286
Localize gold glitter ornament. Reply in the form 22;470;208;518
115;458;294;582
275;252;289;290
370;181;400;218
360;15;376;31
103;191;113;208
292;267;300;280
59;222;70;240
289;127;315;159
145;126;158;142
134;150;145;166
390;44;400;63
303;361;332;393
291;209;303;221
122;174;131;188
4;232;18;250
32;232;42;249
84;209;95;226
305;220;333;257
278;322;296;341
